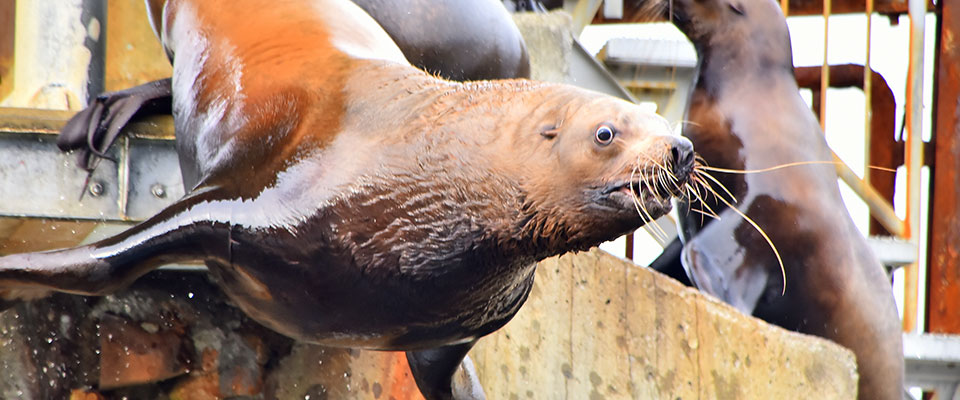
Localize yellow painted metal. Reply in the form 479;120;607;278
0;1;14;101
864;0;874;184
105;0;171;91
902;0;927;333
820;0;831;132
832;151;904;237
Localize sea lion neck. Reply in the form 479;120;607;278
692;30;795;98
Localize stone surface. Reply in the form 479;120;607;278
98;313;188;389
472;250;859;399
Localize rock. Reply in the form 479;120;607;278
98;313;189;389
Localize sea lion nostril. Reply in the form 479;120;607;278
669;137;695;178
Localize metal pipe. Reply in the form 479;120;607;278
903;0;926;333
864;0;874;182
819;0;831;131
831;151;904;237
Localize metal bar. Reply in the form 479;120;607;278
595;0;928;23
567;38;638;103
832;151;904;237
602;0;623;19
0;108;181;223
864;0;873;185
903;0;926;333
566;0;602;35
819;0;831;132
926;0;960;334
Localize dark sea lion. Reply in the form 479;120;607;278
652;0;904;398
58;0;531;182
1;0;695;398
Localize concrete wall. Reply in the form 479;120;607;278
0;250;857;399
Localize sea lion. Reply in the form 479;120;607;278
651;0;904;398
57;0;531;182
0;0;695;398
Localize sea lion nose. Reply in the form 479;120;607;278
669;136;695;180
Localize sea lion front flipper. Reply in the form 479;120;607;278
406;340;485;400
58;78;172;171
680;217;771;314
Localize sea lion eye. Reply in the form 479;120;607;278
595;125;614;145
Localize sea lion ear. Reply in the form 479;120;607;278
728;2;745;15
540;126;559;139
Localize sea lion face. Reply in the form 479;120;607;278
666;0;787;45
520;93;694;247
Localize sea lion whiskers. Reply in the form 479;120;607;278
694;167;738;204
683;179;722;222
684;165;788;295
625;157;674;244
699;160;838;175
626;152;694;244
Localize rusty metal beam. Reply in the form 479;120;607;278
592;0;924;23
926;0;960;334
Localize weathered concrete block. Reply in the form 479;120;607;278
513;12;574;83
472;250;858;399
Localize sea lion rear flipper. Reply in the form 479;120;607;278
680;222;771;314
58;78;173;171
406;340;485;400
0;187;220;306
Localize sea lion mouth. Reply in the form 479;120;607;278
600;175;681;213
607;180;675;198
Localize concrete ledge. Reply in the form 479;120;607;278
0;250;856;399
473;250;858;399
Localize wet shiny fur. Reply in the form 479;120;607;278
654;0;905;397
2;0;693;398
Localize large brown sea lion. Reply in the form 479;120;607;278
650;0;904;398
0;0;695;398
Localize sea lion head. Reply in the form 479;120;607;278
512;87;695;250
663;0;791;61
